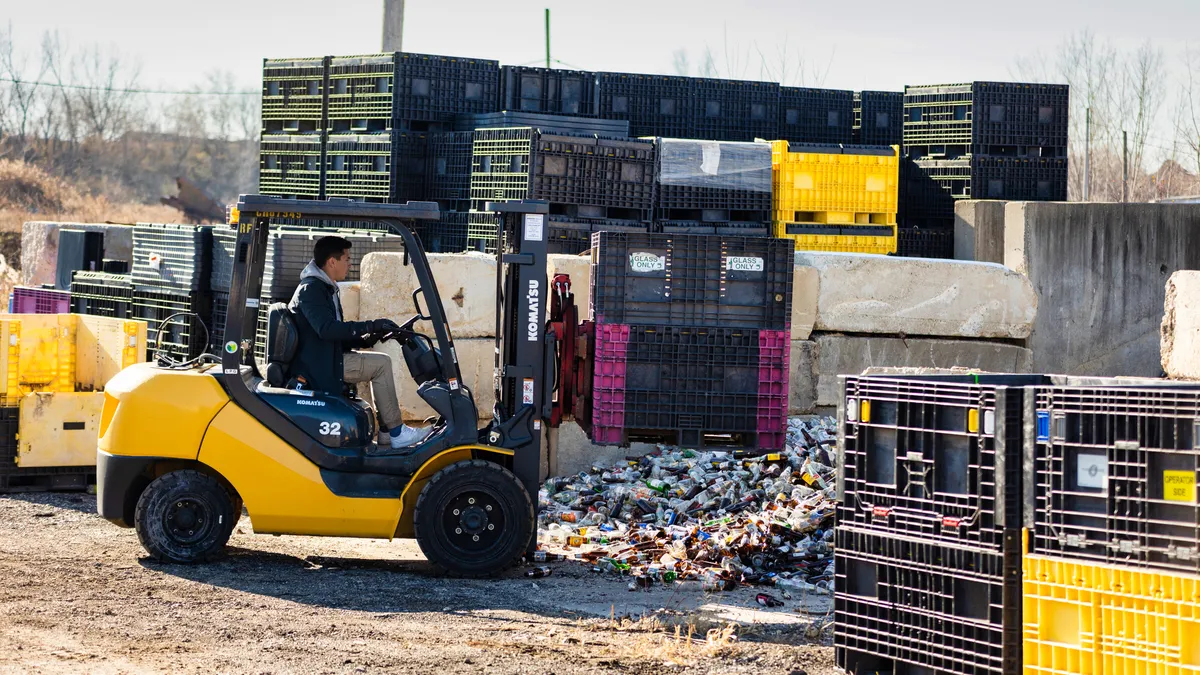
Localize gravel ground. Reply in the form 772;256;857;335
0;492;836;674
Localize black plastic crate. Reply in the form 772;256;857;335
687;77;780;142
590;231;793;330
413;210;469;253
210;291;230;353
500;66;598;116
896;226;955;258
259;132;325;198
471;128;656;220
780;87;854;145
323;130;428;203
70;271;131;319
597;72;698;139
131;223;213;292
593;390;784;450
327;53;398;132
539;216;647;255
835;526;1021;675
971;156;1067;201
838;374;1044;552
456;110;630;137
261;229;407;299
466;211;499;254
854;91;903;146
654;139;772;223
1027;384;1200;575
394;52;500;127
132;288;213;362
903;82;1069;158
0;406;93;492
426;130;474;205
261;57;328;133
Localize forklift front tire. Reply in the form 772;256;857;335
414;459;534;577
134;470;237;564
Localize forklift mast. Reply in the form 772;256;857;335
487;201;554;506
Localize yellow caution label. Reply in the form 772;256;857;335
967;409;979;433
1163;471;1197;502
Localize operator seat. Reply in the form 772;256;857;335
264;302;299;388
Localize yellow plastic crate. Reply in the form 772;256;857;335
771;221;897;255
769;140;899;224
1024;550;1200;675
0;314;147;404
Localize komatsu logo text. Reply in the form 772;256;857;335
527;279;540;341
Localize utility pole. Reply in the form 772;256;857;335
1122;130;1129;203
1083;107;1091;201
383;0;404;51
544;8;551;69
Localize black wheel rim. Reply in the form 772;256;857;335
162;496;215;545
440;487;507;555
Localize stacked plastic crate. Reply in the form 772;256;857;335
469;128;655;254
769;141;900;254
9;286;71;314
901;82;1069;258
780;87;854;145
260;57;329;199
587;232;793;450
1022;382;1200;675
597;72;780;142
835;373;1038;675
653;139;772;237
853;91;903;146
129;223;214;362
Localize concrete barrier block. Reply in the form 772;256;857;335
547;254;592;317
788;341;817;414
21;221;134;286
811;334;1033;409
954;200;1007;263
548;421;657;477
1162;271;1200;379
375;337;496;422
791;266;817;340
338;282;360;322
360;252;497;338
794;252;1036;340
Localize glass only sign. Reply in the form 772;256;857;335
726;256;764;272
628;252;666;273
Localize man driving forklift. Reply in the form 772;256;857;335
290;235;428;451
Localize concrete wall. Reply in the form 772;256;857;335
1005;201;1200;376
21;222;134;286
954;200;1006;263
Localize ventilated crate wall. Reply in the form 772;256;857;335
780;87;854;145
130;224;213;292
854;91;903;146
425;130;474;208
904;82;1070;158
591;324;788;450
10;287;71;314
835;527;1022;675
839;374;1040;552
597;73;702;139
590;231;794;330
261;57;328;133
500;66;598;116
896;226;955;259
70;272;131;319
1023;553;1200;675
1028;385;1200;576
132;289;212;362
471;128;656;222
259;133;325;198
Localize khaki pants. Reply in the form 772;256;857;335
343;351;404;430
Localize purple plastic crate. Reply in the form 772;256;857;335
11;286;71;314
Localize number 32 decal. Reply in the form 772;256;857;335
318;421;342;436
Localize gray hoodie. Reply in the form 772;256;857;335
300;260;342;321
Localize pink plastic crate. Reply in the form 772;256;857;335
10;286;71;314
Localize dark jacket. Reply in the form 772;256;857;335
288;261;373;393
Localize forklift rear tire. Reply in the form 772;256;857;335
413;459;534;577
134;470;237;564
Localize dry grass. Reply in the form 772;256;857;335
0;160;181;233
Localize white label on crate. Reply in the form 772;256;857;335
983;410;995;435
524;214;544;242
700;142;722;175
1076;453;1108;490
629;253;665;273
522;378;534;405
148;253;162;271
727;256;764;272
246;298;260;308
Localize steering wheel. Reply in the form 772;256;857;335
376;314;423;345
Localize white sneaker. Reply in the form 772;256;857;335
389;425;429;449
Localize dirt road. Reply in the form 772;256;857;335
0;492;835;674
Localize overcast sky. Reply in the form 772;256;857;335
6;0;1195;92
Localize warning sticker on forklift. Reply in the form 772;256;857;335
1164;471;1196;502
726;256;764;272
524;214;544;241
629;253;665;273
523;378;534;405
1076;454;1107;489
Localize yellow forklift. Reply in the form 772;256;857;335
96;196;579;576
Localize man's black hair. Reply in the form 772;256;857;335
314;235;352;268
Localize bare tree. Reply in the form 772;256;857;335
0;22;49;161
1176;44;1200;174
671;49;690;77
